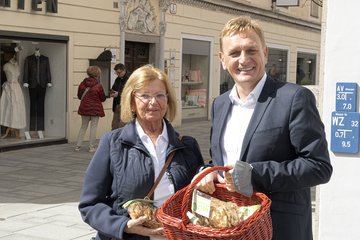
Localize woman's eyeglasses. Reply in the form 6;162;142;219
134;92;168;103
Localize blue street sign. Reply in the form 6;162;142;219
331;111;360;153
335;82;357;112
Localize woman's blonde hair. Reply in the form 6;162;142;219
220;16;266;51
120;64;177;122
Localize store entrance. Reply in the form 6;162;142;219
125;41;149;74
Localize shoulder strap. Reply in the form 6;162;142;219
81;87;90;100
145;151;176;200
145;136;182;199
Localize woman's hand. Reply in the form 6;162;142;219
193;169;225;194
124;216;165;238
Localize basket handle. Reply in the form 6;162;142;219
180;166;230;228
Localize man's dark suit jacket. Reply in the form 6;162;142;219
23;54;51;88
210;77;332;240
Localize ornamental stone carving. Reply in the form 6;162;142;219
127;0;157;34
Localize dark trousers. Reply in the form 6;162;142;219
29;86;46;131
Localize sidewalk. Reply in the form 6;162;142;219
0;120;211;240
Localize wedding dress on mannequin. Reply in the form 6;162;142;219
0;56;26;137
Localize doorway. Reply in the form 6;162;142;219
125;41;150;74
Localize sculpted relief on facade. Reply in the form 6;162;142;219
127;0;157;34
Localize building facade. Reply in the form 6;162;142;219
0;0;323;147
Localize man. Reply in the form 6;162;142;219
110;63;129;130
196;16;332;239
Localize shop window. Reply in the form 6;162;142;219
0;38;67;145
297;52;317;85
219;70;234;95
181;38;210;121
266;48;288;82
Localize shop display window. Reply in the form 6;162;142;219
266;47;288;82
181;38;210;121
0;37;67;147
297;51;317;85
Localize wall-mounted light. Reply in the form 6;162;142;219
278;58;283;62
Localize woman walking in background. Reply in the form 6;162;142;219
75;65;106;153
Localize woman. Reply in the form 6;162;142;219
79;65;204;240
75;65;106;152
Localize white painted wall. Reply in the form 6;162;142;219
320;1;360;239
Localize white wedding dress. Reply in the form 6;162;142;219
0;58;26;129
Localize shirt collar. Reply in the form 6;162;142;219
135;119;168;142
229;73;267;105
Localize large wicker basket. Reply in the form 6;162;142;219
157;166;272;240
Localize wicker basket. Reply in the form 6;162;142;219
157;166;272;240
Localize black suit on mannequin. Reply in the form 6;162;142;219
23;51;51;131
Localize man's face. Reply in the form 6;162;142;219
115;69;126;78
219;29;268;88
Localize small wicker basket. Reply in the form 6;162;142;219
157;166;272;239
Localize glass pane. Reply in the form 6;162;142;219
219;69;234;94
297;52;316;85
266;48;288;82
181;38;210;120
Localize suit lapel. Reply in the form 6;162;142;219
213;95;232;165
240;77;277;161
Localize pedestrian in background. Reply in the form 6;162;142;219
75;65;106;153
110;63;129;130
195;16;332;240
79;64;204;239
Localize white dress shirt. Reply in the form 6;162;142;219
222;74;267;166
135;120;175;208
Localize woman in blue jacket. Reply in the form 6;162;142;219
79;65;204;240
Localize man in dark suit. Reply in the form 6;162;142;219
196;16;332;239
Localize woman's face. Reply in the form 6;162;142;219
133;79;168;124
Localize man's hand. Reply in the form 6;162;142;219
224;164;235;192
109;90;118;98
193;169;225;194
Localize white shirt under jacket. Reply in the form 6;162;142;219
222;73;267;166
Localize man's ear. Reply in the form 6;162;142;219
219;52;227;71
263;46;269;65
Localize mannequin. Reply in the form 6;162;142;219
0;48;26;139
23;47;52;136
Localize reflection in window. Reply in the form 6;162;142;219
297;52;316;85
266;48;288;82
